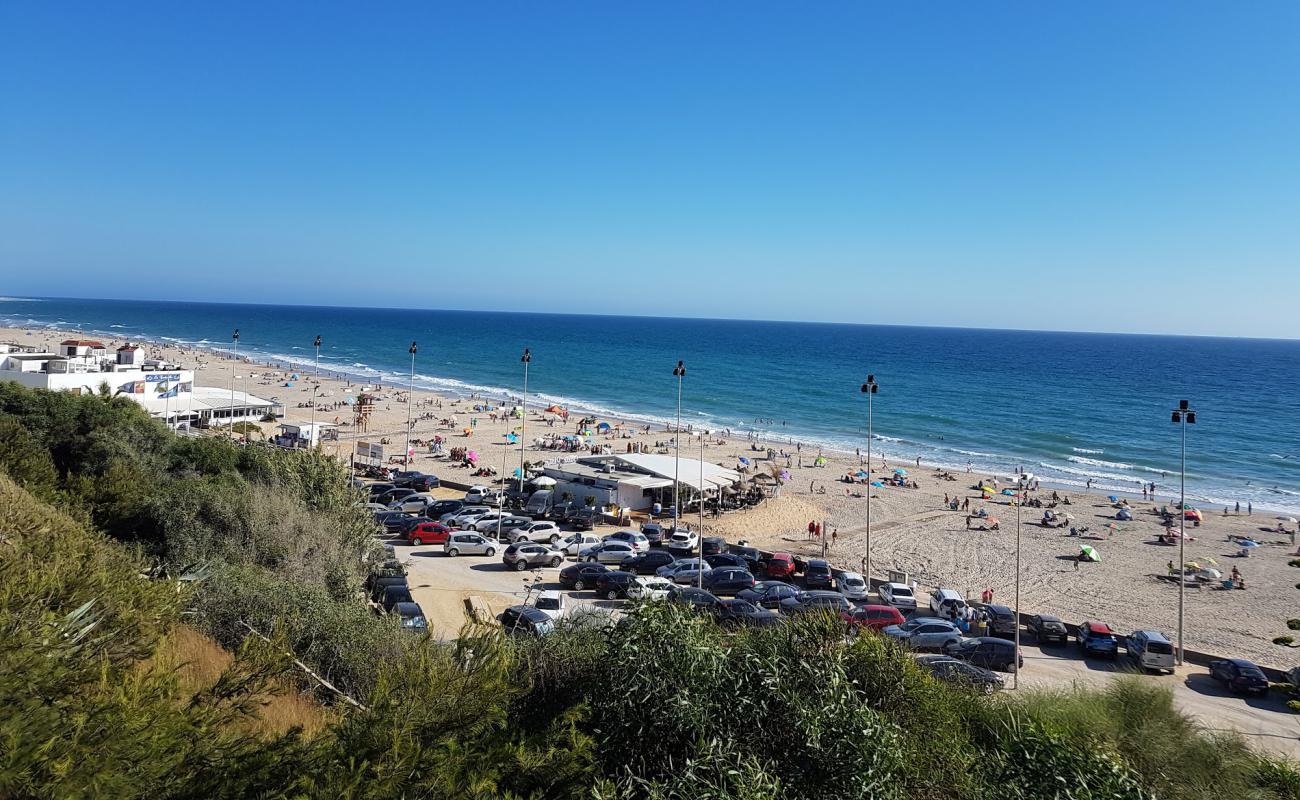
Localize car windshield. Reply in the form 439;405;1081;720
401;615;428;629
535;598;561;611
891;586;913;597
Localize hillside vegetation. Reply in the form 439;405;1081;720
1;382;1297;799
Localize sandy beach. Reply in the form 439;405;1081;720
6;324;1299;669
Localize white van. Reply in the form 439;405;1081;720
1126;630;1176;673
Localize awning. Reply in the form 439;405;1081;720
620;476;674;490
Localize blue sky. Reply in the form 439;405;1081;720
2;2;1298;338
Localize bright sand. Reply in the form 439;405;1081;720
6;325;1299;669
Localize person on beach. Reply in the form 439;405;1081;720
965;515;972;530
1247;502;1252;515
1235;501;1240;514
815;522;823;540
831;529;837;549
807;520;816;540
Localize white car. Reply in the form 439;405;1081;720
532;590;566;621
603;530;650;553
665;530;700;553
879;582;917;610
465;486;503;505
928;588;967;618
471;513;530;534
443;531;499;557
579;541;638;565
510;520;563;544
837;571;869;601
558;533;601;556
626;576;675;601
442;506;491;526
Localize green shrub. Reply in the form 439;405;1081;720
1273;636;1295;646
1288;619;1300;631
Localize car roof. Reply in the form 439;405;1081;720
807;559;831;568
840;571;864;580
1133;629;1169;641
909;616;948;624
884;582;912;590
1036;613;1062;622
984;604;1013;615
538;590;562;600
1084;621;1114;633
1226;658;1259;668
770;552;793;560
505;605;550;622
394;602;423;615
799;590;843;599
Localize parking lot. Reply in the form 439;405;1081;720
387;534;1300;759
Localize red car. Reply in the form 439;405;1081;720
763;552;796;581
408;522;451;546
849;604;905;632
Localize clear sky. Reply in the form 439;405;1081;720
2;3;1298;338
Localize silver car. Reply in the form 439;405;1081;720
882;617;963;652
471;513;530;534
580;541;638;565
389;494;436;513
656;559;713;585
443;531;499;557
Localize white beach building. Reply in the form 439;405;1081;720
541;453;741;512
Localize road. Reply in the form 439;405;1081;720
391;538;1300;760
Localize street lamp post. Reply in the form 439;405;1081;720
1171;399;1196;665
860;375;879;594
405;342;417;467
673;361;685;534
1014;472;1028;689
519;349;531;496
697;431;705;589
229;328;240;438
310;335;321;445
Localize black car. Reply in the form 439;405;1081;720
374;510;412;534
736;581;802;610
803;559;834;590
915;655;1003;693
704;552;749;570
499;605;554;636
566;506;599;531
640;522;667;545
395;515;433;536
713;598;780;627
703;566;756;596
1209;659;1270;695
559;562;609;591
380;585;414;613
368;482;397;500
365;559;406;590
620;549;677;575
392;471;439;490
667;585;719;611
596;570;639;600
944;637;1023;673
981;604;1017;639
1027;613;1069;644
377;487;418;506
393;601;428;632
729;545;764;573
425;499;464;519
701;536;727;556
779;590;852;617
369;575;409;603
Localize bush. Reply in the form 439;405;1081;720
1288;619;1300;631
1272;636;1295;646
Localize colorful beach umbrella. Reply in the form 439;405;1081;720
738;457;750;465
1079;545;1100;562
894;468;908;476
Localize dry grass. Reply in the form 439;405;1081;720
145;625;334;738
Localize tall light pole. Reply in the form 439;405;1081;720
519;348;531;496
673;360;685;532
405;342;417;467
860;374;879;595
1014;472;1028;689
310;335;321;445
697;431;706;589
229;328;240;438
1171;399;1196;665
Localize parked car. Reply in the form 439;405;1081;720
377;487;418;506
778;590;852;619
980;604;1017;639
1126;630;1176;674
736;581;802;610
470;512;530;534
502;542;564;571
915;655;1003;693
566;506;599;531
401;473;441;491
365;560;406;590
666;529;700;554
729;545;764;574
702;566;756;596
705;552;749;570
595;569;639;600
464;485;502;505
580;541;638;565
666;585;719;611
928;588;967;618
640;521;668;545
557;532;602;556
499;605;555;636
603;530;650;553
380;584;414;613
395;515;433;537
713;598;781;627
393;601;428;633
838;571;869;601
531;590;566;621
1026;613;1069;645
375;511;413;534
878;582;917;610
626;576;676;601
657;559;713;585
407;521;451;546
509;521;563;544
559;561;609;591
389;494;437;513
762;552;797;581
362;502;389;513
1208;658;1270;695
803;559;834;590
1076;620;1120;659
368;575;409;604
425;499;464;519
944;636;1022;672
367;482;397;500
443;505;492;527
848;604;905;632
620;549;678;575
443;531;499;557
701;536;727;556
524;489;555;518
881;617;964;652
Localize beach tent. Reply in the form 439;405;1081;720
545;405;565;413
596;422;611;431
533;476;557;487
1183;509;1203;522
1107;495;1119;503
814;457;828;467
1079;545;1101;562
894;468;908;476
870;480;885;488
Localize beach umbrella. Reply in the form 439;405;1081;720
1079;545;1100;562
533;476;557;487
1001;488;1015;496
505;433;518;443
545;404;565;413
596;422;611;431
1198;567;1222;580
466;450;478;462
987;516;1000;525
738;457;750;466
894;468;908;476
1277;516;1298;523
779;469;791;481
1240;539;1259;549
1107;495;1118;503
815;457;827;466
870;481;885;488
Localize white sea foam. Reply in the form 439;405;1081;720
1072;447;1104;454
1068;455;1134;470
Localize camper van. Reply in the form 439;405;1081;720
524;489;554;519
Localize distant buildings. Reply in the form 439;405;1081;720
541;453;741;512
0;340;280;428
